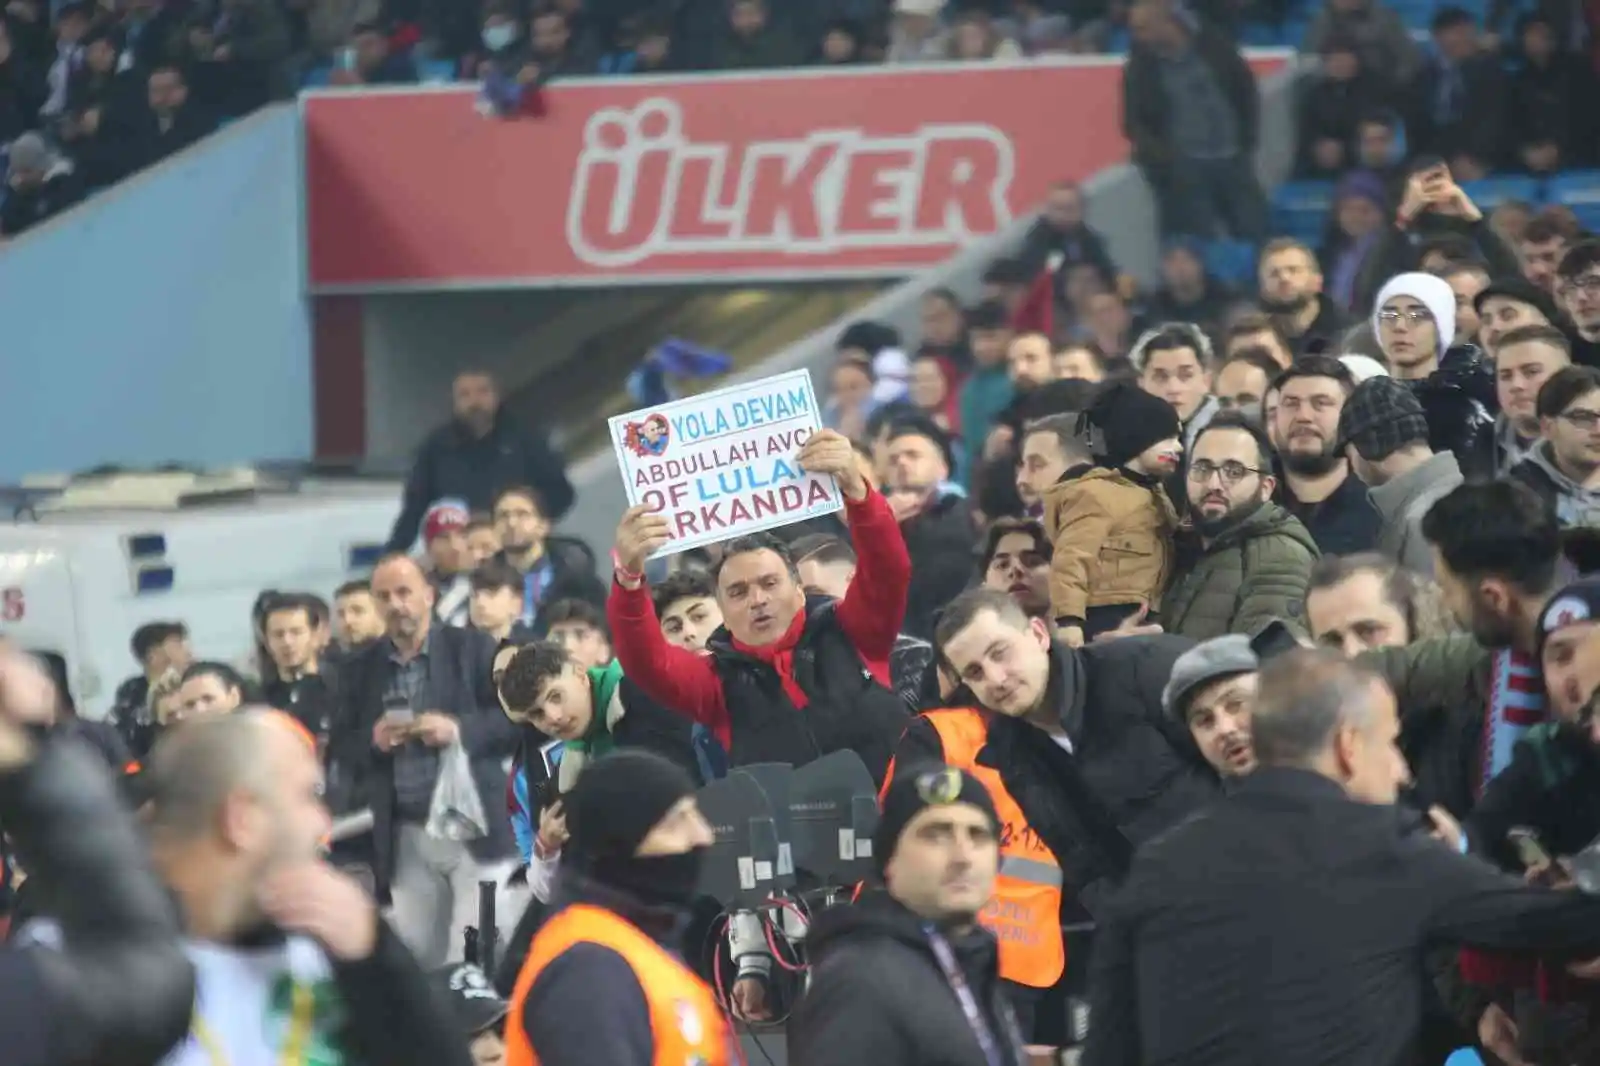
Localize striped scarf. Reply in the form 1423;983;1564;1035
1479;649;1545;794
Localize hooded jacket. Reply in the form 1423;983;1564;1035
1042;464;1178;624
790;892;1024;1066
1510;442;1600;530
1410;345;1498;482
1164;503;1321;642
1369;450;1464;576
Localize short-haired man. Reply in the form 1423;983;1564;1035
492;486;606;633
1509;364;1600;528
1338;376;1464;574
1084;649;1600;1066
1270;356;1380;556
609;429;912;785
979;517;1052;619
1223;312;1294;369
1017;412;1093;517
790;765;1024;1066
882;417;975;640
1494;324;1571;472
891;588;1210;1036
111;620;192;758
462;515;500;569
260;593;338;745
1474;276;1561;358
1519;213;1570;295
334;581;385;652
1165;414;1319;641
469;561;530;645
792;534;933;714
541;598;612;670
1256;238;1350;357
1162;634;1259;780
1556;239;1600;369
1131;324;1218;452
1212;348;1279;425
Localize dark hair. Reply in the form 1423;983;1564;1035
497;641;569;714
1437;259;1490;282
865;401;920;442
933;587;1030;667
334;579;371;600
263;593;319;629
1557;239;1600;282
1225;313;1292;354
1192;410;1273;468
304;593;330;627
1521;215;1567;247
1272;354;1357;396
470;560;525;595
492;484;545;516
712;532;798;583
1022;413;1091;463
791;534;856;568
1417;234;1477;265
1055;341;1108;375
542;597;608;637
1220;347;1283;382
1306;552;1450;644
1134;325;1209;372
966;299;1011;331
1420;481;1561;594
464;512;496;536
131;621;187;664
1430;6;1475;32
885;414;955;472
651;569;715;616
1497;324;1572;357
834;355;876;383
179;660;248;695
1356;108;1398;132
1536;365;1600;419
978;517;1052;571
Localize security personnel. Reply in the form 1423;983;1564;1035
505;749;731;1066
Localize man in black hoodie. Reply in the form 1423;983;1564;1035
791;764;1029;1066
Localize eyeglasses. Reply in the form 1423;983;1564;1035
1560;409;1600;431
1187;459;1264;485
1376;308;1435;325
1558;275;1600;300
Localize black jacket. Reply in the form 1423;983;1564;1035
1122;25;1259;172
262;670;340;745
1468;721;1600;872
708;597;909;786
1355;213;1521;315
325;624;519;899
898;494;976;641
516;875;703;1066
1408;344;1498;482
386;412;574;551
0;739;193;1066
1276;466;1382;557
1083;767;1600;1066
497;536;607;633
1283;294;1351;358
896;637;1215;913
1404;53;1507;167
789;891;1025;1066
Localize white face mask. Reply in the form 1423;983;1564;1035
482;23;518;51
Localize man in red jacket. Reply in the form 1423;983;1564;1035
607;429;912;784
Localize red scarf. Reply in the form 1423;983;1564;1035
731;609;810;709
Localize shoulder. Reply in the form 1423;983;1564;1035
1082;633;1193;675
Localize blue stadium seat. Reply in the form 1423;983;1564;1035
1238;21;1285;46
418;58;456;84
303;64;332;88
1550;170;1600;230
1202;239;1260;286
1271;180;1334;243
1444;1050;1484;1066
1459;176;1541;210
1106;27;1130;53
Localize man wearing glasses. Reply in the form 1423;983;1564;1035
1337;377;1464;574
1163;412;1320;641
1509;364;1600;529
1556;240;1600;370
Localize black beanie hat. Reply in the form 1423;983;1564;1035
564;749;698;864
1080;381;1182;468
874;763;1000;875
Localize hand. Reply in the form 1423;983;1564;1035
259;862;378;962
1525;856;1576;890
1060;624;1085;649
1425;805;1464;851
1433;177;1482;222
1478;1003;1526;1066
1397;168;1436;224
982;424;1015;461
212;42;232;61
885;488;923;523
1092;604;1164;642
413;711;460;748
613;504;672;577
731;974;772;1021
797;428;867;501
372;715;411;752
536;800;568;853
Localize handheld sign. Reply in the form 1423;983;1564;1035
609;369;843;558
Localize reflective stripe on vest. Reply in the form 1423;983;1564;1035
504;903;733;1066
922;708;1067;988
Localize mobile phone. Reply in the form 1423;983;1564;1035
381;696;414;726
1508;827;1553;869
1249;619;1301;663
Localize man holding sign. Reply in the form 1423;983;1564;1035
607;428;912;785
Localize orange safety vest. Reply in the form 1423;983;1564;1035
917;708;1066;989
505;903;733;1066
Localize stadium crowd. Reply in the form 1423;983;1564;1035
12;1;1600;1066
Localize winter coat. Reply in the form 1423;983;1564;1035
1408;345;1498;482
899;492;977;641
1164;503;1320;641
1042;465;1178;624
1369;450;1464;576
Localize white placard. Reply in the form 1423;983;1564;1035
608;369;844;557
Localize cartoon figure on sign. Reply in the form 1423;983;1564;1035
624;413;671;457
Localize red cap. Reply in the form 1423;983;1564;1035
423;501;470;543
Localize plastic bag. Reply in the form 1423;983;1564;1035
426;741;488;842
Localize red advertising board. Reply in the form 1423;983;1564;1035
303;58;1285;291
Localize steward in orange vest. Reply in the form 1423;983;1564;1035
505;750;733;1066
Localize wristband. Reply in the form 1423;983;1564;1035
609;548;644;582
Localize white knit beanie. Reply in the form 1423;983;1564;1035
1339;354;1390;383
1372;272;1457;359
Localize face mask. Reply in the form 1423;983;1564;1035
590;847;706;909
482;23;517;51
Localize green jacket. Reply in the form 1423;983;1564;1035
1357;633;1492;725
1164;503;1319;642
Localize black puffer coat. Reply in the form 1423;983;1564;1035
1409;344;1497;482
